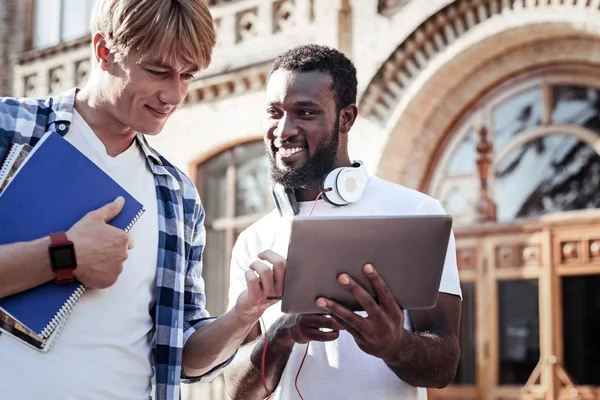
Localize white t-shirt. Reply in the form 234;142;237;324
0;111;159;400
227;176;462;400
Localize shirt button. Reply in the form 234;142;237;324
58;123;67;132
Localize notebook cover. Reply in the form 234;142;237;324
0;132;145;335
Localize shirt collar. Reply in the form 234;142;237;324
50;88;164;166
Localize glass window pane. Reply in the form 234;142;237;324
493;89;542;152
552;85;600;134
203;230;227;316
447;130;477;176
494;135;600;221
498;279;539;385
61;0;92;42
234;142;271;216
454;282;476;385
200;151;230;222
33;0;61;49
562;275;600;385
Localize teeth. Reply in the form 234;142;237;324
280;147;303;156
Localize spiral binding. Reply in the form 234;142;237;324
37;208;145;340
40;283;86;339
0;144;21;186
126;208;146;233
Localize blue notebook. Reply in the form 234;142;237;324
0;132;145;351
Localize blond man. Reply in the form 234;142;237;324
0;1;283;399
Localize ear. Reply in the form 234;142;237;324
339;104;358;134
92;32;111;71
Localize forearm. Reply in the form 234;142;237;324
386;331;460;388
182;307;257;377
0;237;54;299
225;326;294;400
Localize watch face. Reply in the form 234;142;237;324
50;244;76;269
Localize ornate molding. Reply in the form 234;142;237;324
378;0;411;15
360;0;600;122
207;0;244;6
183;61;271;105
475;126;497;223
15;36;90;66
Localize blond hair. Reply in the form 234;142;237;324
91;0;216;69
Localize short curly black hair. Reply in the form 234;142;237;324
270;44;358;111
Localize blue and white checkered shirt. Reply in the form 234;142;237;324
0;88;231;400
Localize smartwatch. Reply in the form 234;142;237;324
48;232;77;284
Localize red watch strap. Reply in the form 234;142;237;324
49;232;76;284
49;232;69;245
55;268;75;284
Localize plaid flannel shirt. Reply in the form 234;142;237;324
0;88;232;400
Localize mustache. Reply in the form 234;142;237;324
273;138;307;148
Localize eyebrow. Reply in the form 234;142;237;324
267;100;321;107
143;60;199;74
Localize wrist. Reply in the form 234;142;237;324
382;331;412;366
268;316;296;348
48;232;77;283
31;236;55;281
232;302;260;327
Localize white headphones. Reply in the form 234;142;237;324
320;160;369;206
271;160;369;217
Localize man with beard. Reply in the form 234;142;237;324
223;44;462;399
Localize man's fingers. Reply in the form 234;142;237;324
244;269;261;297
249;261;275;296
335;273;388;326
93;196;125;223
330;315;363;340
257;250;286;296
299;314;344;331
291;326;340;344
363;264;402;318
316;297;370;337
127;233;135;250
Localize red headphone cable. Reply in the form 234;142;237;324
258;190;325;399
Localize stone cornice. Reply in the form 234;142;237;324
183;60;271;105
15;36;90;66
360;0;600;123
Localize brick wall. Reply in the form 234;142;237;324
0;0;29;96
0;0;8;95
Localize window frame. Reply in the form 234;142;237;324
30;0;96;50
193;139;272;315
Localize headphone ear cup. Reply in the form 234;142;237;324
321;167;348;206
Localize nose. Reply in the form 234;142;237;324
272;114;298;142
158;76;187;106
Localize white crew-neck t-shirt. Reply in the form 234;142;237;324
227;176;462;400
0;110;159;400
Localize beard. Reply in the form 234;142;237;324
268;120;340;189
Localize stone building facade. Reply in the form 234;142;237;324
3;1;600;399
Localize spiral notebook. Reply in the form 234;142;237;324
0;132;145;351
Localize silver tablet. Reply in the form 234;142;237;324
281;215;452;314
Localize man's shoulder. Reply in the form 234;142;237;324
364;176;444;214
0;95;50;124
0;90;76;142
155;153;199;201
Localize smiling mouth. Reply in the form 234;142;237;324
278;147;305;158
145;105;170;118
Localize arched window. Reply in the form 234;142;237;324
429;70;600;226
429;68;600;390
195;140;272;315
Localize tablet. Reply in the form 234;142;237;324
280;215;452;314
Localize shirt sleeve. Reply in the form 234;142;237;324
226;229;252;313
417;198;462;299
180;198;235;384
